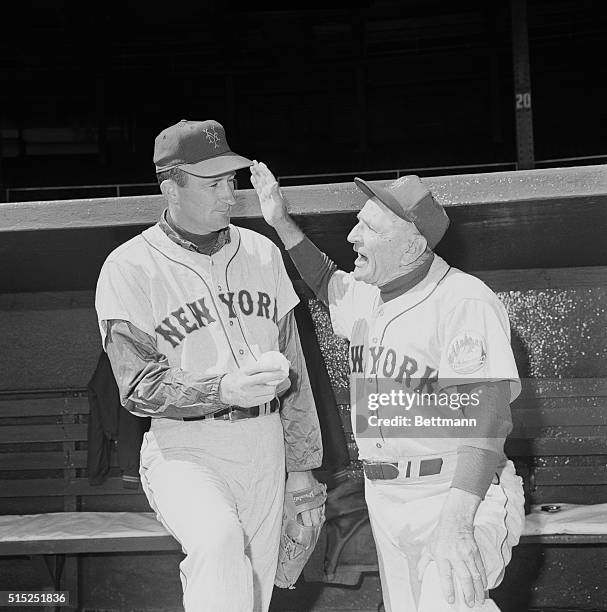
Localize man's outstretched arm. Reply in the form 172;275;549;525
251;161;338;307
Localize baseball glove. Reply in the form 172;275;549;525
275;480;327;589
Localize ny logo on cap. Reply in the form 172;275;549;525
203;126;221;149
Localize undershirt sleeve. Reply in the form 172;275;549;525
450;380;513;498
287;236;338;307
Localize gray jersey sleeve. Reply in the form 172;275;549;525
277;309;323;472
287;236;338;307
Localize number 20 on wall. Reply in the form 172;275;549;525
516;92;532;109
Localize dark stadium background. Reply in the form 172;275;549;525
1;0;605;200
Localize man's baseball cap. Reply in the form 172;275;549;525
354;175;450;249
153;119;252;177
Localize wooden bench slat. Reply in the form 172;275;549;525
511;407;606;427
0;529;605;557
512;396;605;410
510;421;607;440
0;424;88;444
506;436;607;456
0;452;70;470
473;266;607;291
0;397;88;418
530;486;607;505
516;379;607;399
0;535;181;556
533;466;607;486
519;534;607;545
510;425;607;439
0;478;144;498
0;450;109;470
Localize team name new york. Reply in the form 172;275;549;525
155;289;278;348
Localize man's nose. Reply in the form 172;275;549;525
347;223;361;243
219;182;236;204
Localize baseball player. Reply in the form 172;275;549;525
251;161;525;611
95;120;323;612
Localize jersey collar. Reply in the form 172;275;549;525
379;252;435;303
143;221;240;268
158;209;231;256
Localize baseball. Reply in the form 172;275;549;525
257;351;290;379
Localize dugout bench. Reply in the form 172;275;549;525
1;165;606;610
0;391;181;609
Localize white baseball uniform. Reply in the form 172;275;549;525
96;223;306;612
327;254;525;612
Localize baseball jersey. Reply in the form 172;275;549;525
328;254;520;462
96;223;300;451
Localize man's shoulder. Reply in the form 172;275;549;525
102;231;151;268
440;266;500;305
233;224;275;247
232;225;280;259
329;270;379;300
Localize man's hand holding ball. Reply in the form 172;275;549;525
219;351;291;407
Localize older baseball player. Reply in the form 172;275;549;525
95;120;323;612
251;162;525;611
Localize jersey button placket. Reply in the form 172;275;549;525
369;336;379;381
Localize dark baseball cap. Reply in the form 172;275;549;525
354;175;450;249
154;119;252;177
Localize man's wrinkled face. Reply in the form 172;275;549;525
346;198;422;286
169;171;237;232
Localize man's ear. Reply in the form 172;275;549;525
401;232;428;264
411;233;428;257
160;179;178;204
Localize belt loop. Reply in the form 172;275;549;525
410;457;421;479
397;459;411;478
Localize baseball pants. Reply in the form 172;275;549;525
139;412;285;612
365;459;525;612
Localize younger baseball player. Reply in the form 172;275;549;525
95;121;323;612
251;161;525;612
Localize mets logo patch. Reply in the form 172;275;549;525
447;331;487;375
203;126;221;148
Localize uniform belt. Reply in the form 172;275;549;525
183;398;279;422
363;457;444;481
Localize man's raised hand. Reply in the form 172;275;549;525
250;161;288;227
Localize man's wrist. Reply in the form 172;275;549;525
286;469;316;488
440;487;481;527
274;215;304;250
217;373;231;405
